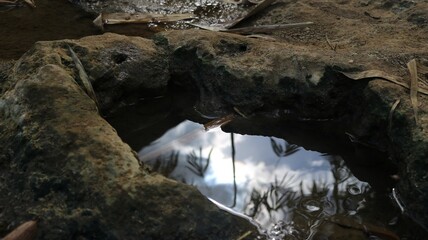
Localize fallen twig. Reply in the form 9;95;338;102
94;12;195;30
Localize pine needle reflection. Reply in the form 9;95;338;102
138;120;375;239
186;147;212;177
151;150;179;177
270;137;300;158
245;173;299;219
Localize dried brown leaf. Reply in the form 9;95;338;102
340;70;428;95
203;114;235;131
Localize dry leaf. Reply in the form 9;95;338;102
3;220;37;240
407;59;419;124
339;69;428;95
67;45;99;110
203;114;235;131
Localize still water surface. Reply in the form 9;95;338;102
137;119;399;239
104;93;426;239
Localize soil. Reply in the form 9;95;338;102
2;0;427;64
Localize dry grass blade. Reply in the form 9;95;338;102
325;34;337;51
67;45;99;109
233;107;247;118
3;220;37;240
339;70;428;95
223;22;314;34
407;59;419;124
388;99;400;139
226;0;276;29
203;114;235;131
236;231;252;240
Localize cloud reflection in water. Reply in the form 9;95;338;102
138;120;371;239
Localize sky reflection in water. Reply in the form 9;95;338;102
138;120;372;239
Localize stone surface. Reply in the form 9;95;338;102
0;27;427;238
0;34;256;239
160;29;428;230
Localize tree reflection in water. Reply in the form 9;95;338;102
138;120;374;239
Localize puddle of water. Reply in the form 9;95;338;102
137;120;379;239
0;0;251;60
106;91;427;240
77;0;247;27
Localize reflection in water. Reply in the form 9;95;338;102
138;120;389;239
79;0;247;29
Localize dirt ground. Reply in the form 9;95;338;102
1;0;427;64
247;0;428;76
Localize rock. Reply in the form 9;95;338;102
0;33;256;239
160;30;428;230
0;29;428;238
